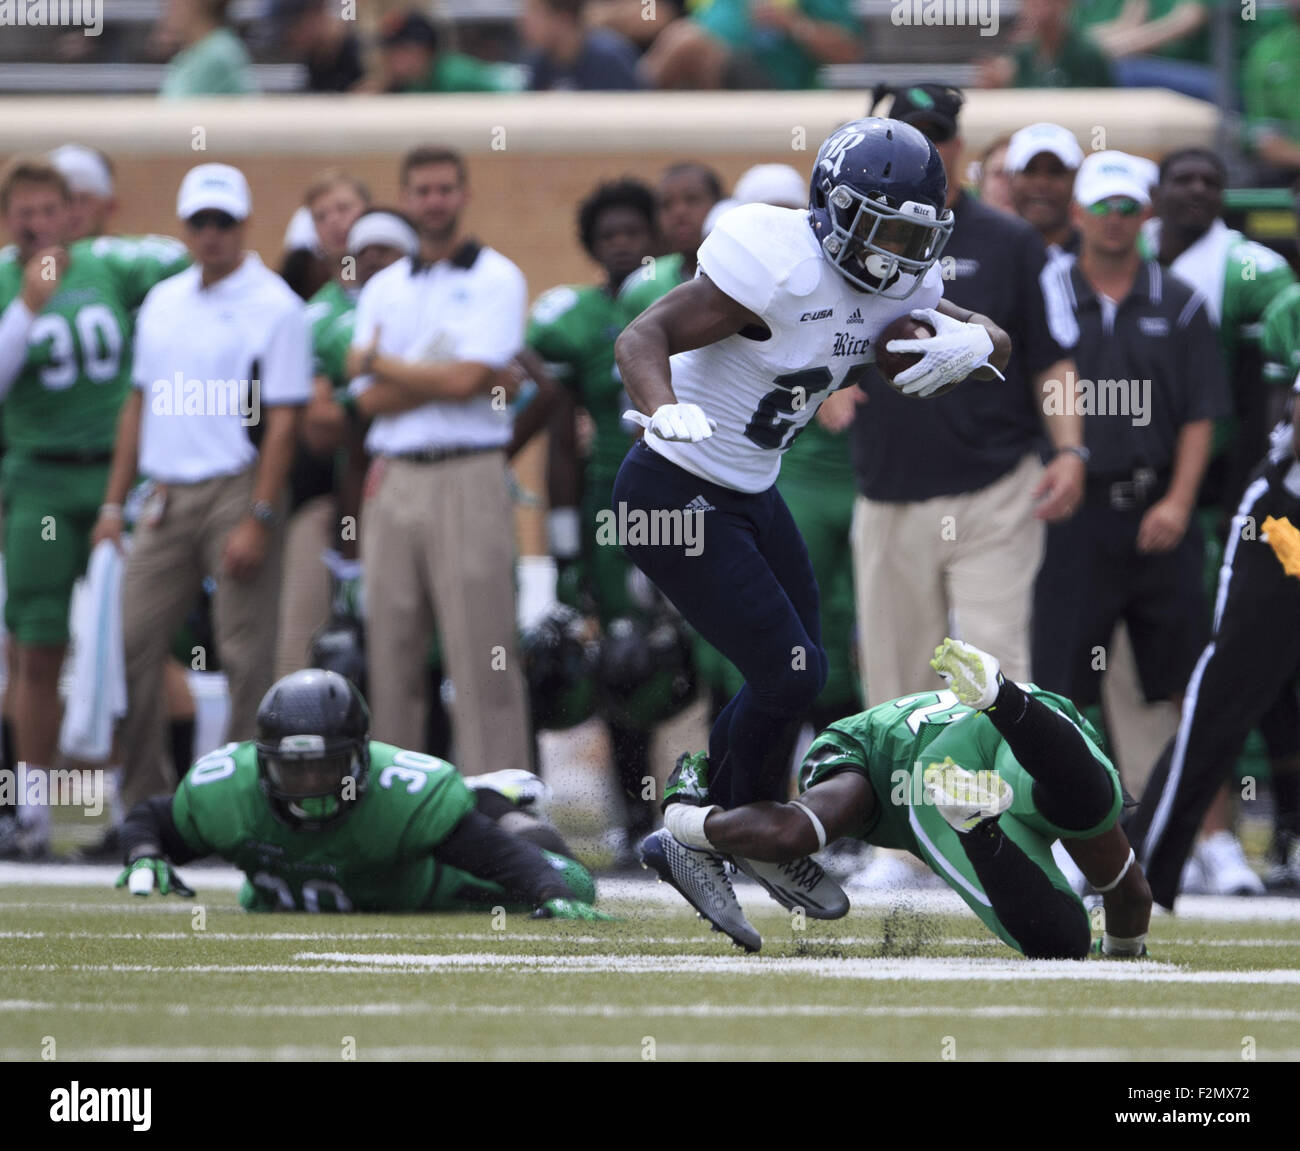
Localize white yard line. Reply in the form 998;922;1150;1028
4;1000;1300;1023
10;954;1300;983
4;862;1300;920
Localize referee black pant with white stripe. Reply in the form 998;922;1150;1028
1126;460;1300;909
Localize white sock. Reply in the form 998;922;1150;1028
17;764;50;837
1101;931;1147;957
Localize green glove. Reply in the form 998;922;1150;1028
532;898;617;922
662;750;711;812
116;856;196;898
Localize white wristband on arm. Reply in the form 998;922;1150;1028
664;803;719;850
789;801;828;851
548;507;581;559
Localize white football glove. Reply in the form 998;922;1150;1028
623;403;717;443
887;308;1003;397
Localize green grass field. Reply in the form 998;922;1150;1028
3;869;1299;1062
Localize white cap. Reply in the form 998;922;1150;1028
347;210;418;257
734;163;806;209
283;205;321;253
48;143;113;199
1128;154;1159;196
177;163;251;222
1074;151;1151;207
702;198;739;238
1006;122;1084;174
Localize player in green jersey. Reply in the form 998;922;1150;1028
615;164;730;727
0;156;189;859
116;669;607;918
530;178;664;854
617;162;723;321
658;638;1153;957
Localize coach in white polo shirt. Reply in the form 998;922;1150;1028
95;163;311;810
346;145;530;773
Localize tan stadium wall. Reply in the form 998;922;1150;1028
0;91;1217;553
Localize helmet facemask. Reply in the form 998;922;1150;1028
821;184;952;298
258;734;367;831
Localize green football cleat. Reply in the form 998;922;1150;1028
930;637;1003;710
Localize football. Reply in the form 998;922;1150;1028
875;314;955;398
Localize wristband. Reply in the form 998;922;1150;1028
1093;846;1135;894
1056;444;1091;464
98;503;123;520
790;801;828;851
548;507;581;559
664;802;719;851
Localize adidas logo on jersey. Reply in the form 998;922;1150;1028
847;308;863;325
685;495;716;514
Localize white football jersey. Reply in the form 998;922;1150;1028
646;203;944;493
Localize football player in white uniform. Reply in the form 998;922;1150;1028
613;119;1012;949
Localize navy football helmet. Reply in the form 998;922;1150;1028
808;118;952;299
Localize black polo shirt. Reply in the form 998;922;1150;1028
1045;258;1229;475
851;191;1069;502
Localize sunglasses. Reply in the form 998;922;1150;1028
186;210;239;232
1086;198;1142;217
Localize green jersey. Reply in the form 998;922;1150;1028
1145;222;1296;456
529;284;629;488
799;688;1121;953
0;234;189;454
1243;21;1300;153
799;686;1115;852
172;740;476;912
306;278;357;391
1262;282;1300;387
617;252;688;319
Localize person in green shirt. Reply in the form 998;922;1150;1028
642;0;860;90
0;158;190;860
115;669;607;920
658;638;1151;955
158;0;257;99
1076;0;1214;99
1242;1;1300;183
530;178;665;858
1147;147;1296;511
376;8;523;94
978;0;1115;89
616;163;730;723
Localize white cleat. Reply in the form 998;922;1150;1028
732;855;850;919
922;757;1014;833
640;829;761;952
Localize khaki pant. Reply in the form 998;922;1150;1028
275;493;336;678
119;469;284;810
361;452;529;775
853;453;1045;707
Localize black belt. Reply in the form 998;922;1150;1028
387;445;502;465
1085;467;1170;511
29;450;113;466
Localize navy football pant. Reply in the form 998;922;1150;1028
611;442;828;808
